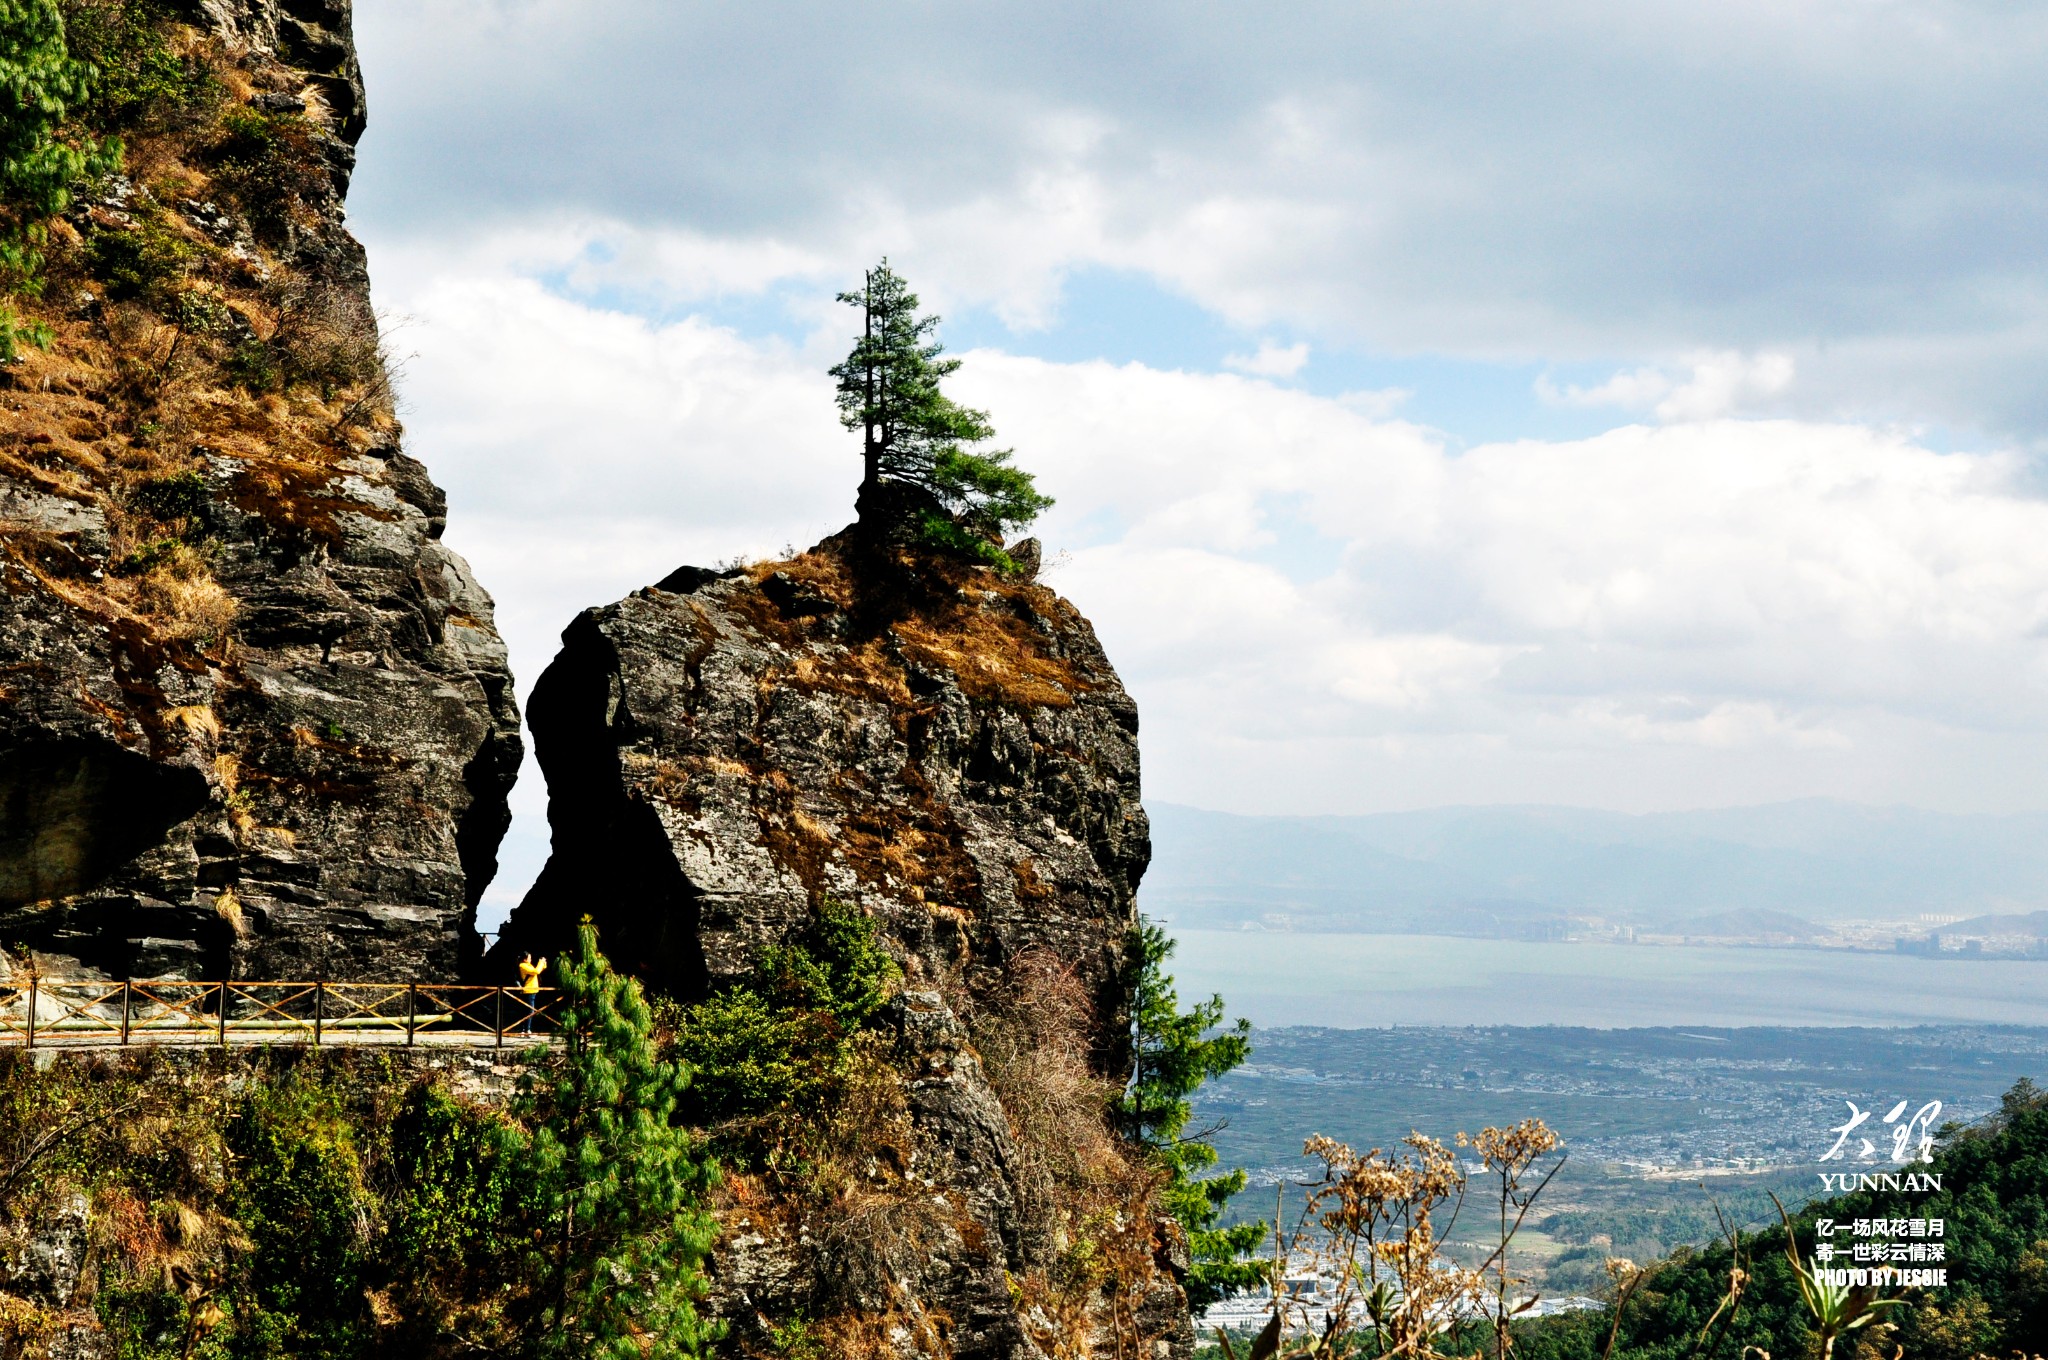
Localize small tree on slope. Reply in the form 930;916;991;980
0;0;116;356
1116;919;1268;1312
830;259;1051;568
514;919;721;1359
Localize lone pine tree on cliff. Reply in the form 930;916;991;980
831;260;1052;569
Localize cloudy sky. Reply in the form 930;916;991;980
346;1;2048;920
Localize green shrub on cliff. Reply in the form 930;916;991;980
673;896;899;1164
382;1084;531;1347
0;0;116;355
204;106;327;244
224;1074;381;1358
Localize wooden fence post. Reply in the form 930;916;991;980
217;981;228;1048
313;981;323;1047
494;987;504;1049
120;980;131;1046
405;984;417;1047
24;976;35;1050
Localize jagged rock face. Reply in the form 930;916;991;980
498;539;1181;1360
191;0;369;145
500;543;1150;1050
1;445;520;983
0;0;520;982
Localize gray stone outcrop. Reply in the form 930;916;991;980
0;0;519;983
495;535;1183;1358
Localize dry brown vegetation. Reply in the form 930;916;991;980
734;548;1097;711
0;14;401;678
974;951;1169;1360
1220;1119;1567;1360
702;545;1107;908
748;758;986;910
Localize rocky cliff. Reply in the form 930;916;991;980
499;540;1149;1044
0;4;1198;1352
0;0;520;983
497;536;1190;1359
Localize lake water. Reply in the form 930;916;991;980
1165;930;2048;1028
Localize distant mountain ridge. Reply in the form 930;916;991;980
1948;910;2048;938
1141;800;2048;934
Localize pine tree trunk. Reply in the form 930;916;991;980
862;271;879;499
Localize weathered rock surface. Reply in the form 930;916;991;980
0;1190;90;1309
497;537;1184;1358
499;543;1148;1034
0;0;519;983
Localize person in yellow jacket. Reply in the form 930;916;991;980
517;953;547;1033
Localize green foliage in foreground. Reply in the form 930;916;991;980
1514;1079;2048;1360
513;919;720;1360
1118;918;1266;1312
830;259;1052;569
0;931;719;1360
672;896;900;1165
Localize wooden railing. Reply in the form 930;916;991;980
0;979;564;1049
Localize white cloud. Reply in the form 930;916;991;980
1537;365;1675;412
1224;339;1311;378
352;0;2048;441
1337;388;1413;418
949;353;2048;793
385;248;857;755
1653;352;1797;422
329;5;2048;923
1564;699;1853;751
368;243;2048;922
370;226;2048;827
1536;352;1797;421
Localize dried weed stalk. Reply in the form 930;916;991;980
1461;1118;1565;1358
1226;1120;1564;1360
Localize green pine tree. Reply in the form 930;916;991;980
829;259;1052;568
1115;918;1267;1312
514;920;722;1359
0;0;115;357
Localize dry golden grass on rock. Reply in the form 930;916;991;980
103;538;235;640
746;760;985;909
733;546;1095;712
0;18;402;691
973;951;1165;1360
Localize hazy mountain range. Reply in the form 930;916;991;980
1141;801;2048;936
